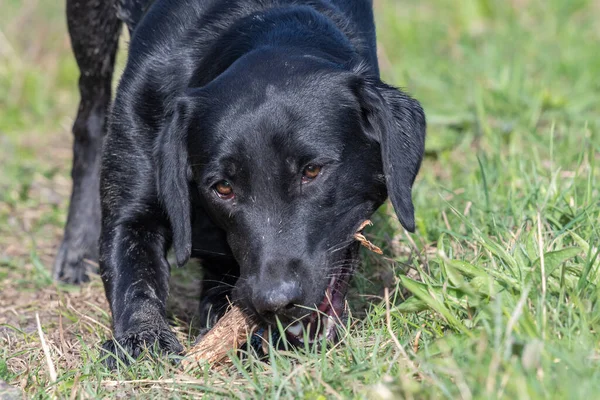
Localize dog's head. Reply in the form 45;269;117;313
156;49;425;343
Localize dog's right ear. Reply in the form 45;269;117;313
352;75;426;232
155;97;196;267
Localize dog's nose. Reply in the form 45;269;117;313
252;280;303;316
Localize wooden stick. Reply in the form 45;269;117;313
182;305;255;370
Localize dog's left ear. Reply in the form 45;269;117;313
354;76;426;232
155;97;195;267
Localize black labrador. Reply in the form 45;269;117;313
55;0;425;366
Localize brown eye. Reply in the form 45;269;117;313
302;164;322;183
214;180;234;199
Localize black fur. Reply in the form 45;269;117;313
59;0;425;366
54;0;121;284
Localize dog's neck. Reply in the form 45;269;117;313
188;5;365;89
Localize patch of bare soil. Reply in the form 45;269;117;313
0;130;110;383
1;277;110;373
0;129;204;386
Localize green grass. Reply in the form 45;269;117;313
1;0;599;398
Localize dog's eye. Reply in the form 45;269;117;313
214;180;234;199
302;164;322;183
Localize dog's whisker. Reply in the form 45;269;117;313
191;249;231;256
201;280;236;288
326;240;355;254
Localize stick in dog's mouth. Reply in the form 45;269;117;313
183;219;380;369
353;220;383;255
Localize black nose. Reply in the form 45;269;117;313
252;280;303;317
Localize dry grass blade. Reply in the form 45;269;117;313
312;371;344;400
413;330;422;354
36;313;57;383
384;288;418;374
537;212;547;338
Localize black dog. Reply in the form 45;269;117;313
55;0;425;366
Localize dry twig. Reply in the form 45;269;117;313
353;220;383;254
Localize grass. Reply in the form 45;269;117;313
1;0;599;398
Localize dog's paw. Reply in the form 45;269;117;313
101;326;184;369
53;239;98;284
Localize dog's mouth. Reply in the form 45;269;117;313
284;261;354;346
262;221;374;346
281;221;376;345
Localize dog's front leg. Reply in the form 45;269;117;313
99;221;183;368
